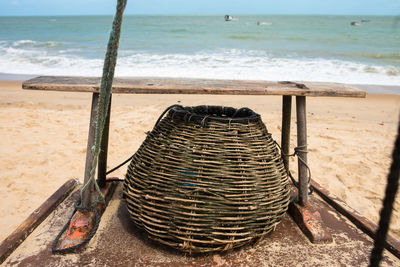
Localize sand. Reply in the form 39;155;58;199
0;80;399;242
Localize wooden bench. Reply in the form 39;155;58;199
23;75;366;206
23;76;365;97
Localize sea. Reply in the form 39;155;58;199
0;15;399;92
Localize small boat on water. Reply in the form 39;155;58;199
224;15;238;21
351;21;362;26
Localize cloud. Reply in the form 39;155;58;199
10;0;19;6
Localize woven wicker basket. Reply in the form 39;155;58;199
124;105;290;253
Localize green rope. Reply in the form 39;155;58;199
80;0;127;204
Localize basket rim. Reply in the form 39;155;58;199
168;105;261;126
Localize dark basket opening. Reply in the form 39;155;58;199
168;105;261;126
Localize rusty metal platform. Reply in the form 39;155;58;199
3;183;399;267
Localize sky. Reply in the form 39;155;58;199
0;0;399;16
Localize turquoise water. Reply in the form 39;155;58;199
0;15;399;85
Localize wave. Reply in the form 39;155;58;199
0;44;399;85
361;53;400;60
169;29;190;33
228;35;265;40
13;40;37;46
12;40;62;48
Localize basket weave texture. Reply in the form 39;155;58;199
124;105;290;253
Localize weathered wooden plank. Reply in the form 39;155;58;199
296;96;309;205
22;76;366;97
0;179;79;264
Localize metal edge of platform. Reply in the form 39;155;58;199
7;183;399;266
2;178;400;264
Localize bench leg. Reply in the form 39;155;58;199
289;96;332;243
296;96;308;205
97;95;112;188
281;96;292;172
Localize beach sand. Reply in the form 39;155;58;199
1;80;399;242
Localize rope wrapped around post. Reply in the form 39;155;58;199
80;0;127;206
51;0;127;255
275;142;313;195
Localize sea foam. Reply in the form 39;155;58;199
0;41;399;85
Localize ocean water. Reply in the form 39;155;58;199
0;15;399;85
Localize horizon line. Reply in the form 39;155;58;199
0;13;398;17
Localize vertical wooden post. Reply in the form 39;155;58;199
97;95;112;188
281;96;292;172
296;96;308;205
82;93;99;207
